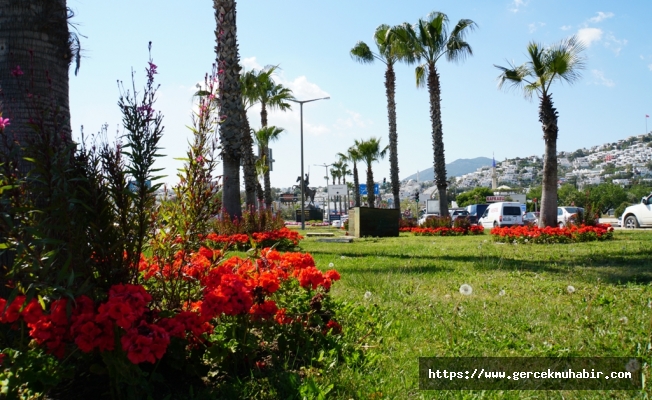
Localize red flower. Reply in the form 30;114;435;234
296;266;324;290
323;320;342;335
275;308;293;325
120;321;170;364
20;298;43;325
249;300;278;321
1;296;25;324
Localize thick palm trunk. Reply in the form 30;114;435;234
365;165;375;208
353;162;361;207
538;94;559;227
385;63;401;210
0;0;72;175
427;64;448;217
214;0;244;219
240;110;257;209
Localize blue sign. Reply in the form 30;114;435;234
359;184;379;195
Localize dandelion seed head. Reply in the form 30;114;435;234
329;262;334;268
340;256;346;259
498;290;506;296
363;291;372;301
618;316;628;324
567;285;576;294
459;284;473;296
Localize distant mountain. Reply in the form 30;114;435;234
402;157;493;181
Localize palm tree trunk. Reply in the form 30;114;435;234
427;64;448;217
240;111;257;209
353;162;361;207
366;163;375;208
262;142;272;208
0;0;72;175
260;101;268;127
385;63;401;210
538;93;559;227
214;0;244;219
256;180;264;209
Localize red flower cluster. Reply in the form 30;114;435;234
401;225;485;236
0;286;177;363
1;247;342;366
491;223;614;244
204;228;302;250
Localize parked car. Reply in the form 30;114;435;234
450;208;470;223
621;192;652;228
523;211;540;225
557;206;584;227
479;202;524;228
466;204;489;225
418;212;440;226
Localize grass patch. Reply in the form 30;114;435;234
296;230;652;399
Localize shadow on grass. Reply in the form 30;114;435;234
307;248;652;285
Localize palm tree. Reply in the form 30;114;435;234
0;0;79;175
238;70;260;209
336;156;351;212
351;24;410;212
214;0;246;219
241;65;294;208
254;126;285;209
495;36;585;227
356;137;388;208
391;12;476;217
344;146;363;207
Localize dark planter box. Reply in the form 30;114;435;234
348;207;399;238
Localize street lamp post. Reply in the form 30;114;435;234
314;163;333;219
288;97;330;230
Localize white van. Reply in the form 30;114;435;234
479;202;524;228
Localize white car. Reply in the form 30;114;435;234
621;193;652;228
557;206;584;227
479;202;524;228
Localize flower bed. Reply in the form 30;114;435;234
204;227;302;251
1;248;343;394
491;224;614;244
400;225;485;236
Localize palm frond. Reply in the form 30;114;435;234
374;24;392;57
544;35;586;87
350;41;376;64
387;23;420;64
415;64;428;88
446;19;477;63
494;62;534;98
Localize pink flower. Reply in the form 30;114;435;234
196;156;204;163
11;66;23;77
0;118;9;130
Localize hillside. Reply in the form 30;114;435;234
402;157;493;182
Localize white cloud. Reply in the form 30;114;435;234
560;25;572;31
577;28;603;47
604;33;627;56
282;75;330;100
591;70;614;87
333;110;372;131
589;12;614;23
509;0;528;13
528;22;545;33
241;56;263;71
648;64;652;71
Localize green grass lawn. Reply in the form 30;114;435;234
296;229;652;399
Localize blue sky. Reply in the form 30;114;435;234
67;0;652;189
